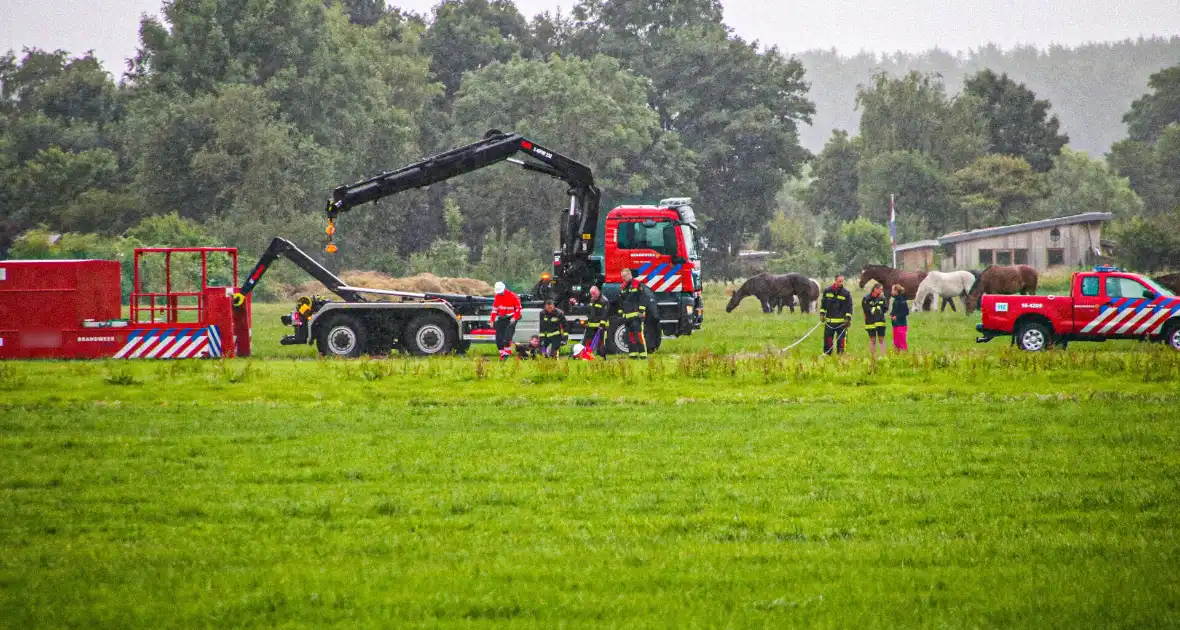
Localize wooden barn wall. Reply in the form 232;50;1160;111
941;222;1104;271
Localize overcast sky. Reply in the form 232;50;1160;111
2;0;1178;73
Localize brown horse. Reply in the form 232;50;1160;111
965;265;1039;312
858;264;926;300
726;273;816;314
1155;273;1180;295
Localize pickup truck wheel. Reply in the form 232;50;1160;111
1015;321;1052;352
317;315;367;358
404;313;456;357
1167;324;1180;351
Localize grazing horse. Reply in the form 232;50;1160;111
965;265;1039;312
914;270;976;313
858;264;926;301
1155;273;1180;295
726;273;816;314
775;275;822;313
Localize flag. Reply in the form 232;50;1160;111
889;194;896;249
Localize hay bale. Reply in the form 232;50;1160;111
277;271;493;301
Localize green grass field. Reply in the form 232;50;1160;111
3;285;1180;627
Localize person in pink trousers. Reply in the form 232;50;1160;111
890;283;909;352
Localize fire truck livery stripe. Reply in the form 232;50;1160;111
113;326;223;359
636;262;685;293
1080;297;1180;335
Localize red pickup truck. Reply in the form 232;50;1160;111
976;267;1180;351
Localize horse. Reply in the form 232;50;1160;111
1155;273;1180;295
914;270;976;313
858;264;927;301
965;265;1039;313
774;275;822;313
726;273;815;314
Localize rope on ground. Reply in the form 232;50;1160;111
780;320;824;353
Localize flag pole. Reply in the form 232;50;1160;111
890;194;897;269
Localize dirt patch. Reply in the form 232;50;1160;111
279;271;493;301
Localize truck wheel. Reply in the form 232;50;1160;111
317;315;367;358
404;313;456;357
1166;323;1180;351
607;319;630;355
1015;321;1052;352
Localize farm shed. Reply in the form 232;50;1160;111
938;212;1111;272
894;240;939;271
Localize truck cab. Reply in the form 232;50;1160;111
977;266;1180;351
598;199;703;341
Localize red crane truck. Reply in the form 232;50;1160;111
233;130;704;358
975;265;1180;351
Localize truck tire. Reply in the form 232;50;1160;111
607;319;630;355
1166;322;1180;352
607;318;661;355
1015;320;1052;352
317;315;367;358
404;312;456;357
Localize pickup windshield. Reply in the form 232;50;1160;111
1141;276;1176;297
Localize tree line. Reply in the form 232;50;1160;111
1;0;1177;293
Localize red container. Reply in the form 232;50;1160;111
1;249;247;360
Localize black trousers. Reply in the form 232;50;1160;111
541;335;562;356
494;318;515;350
625;316;647;357
823;323;847;355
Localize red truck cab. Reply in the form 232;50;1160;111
595;198;703;340
977;266;1180;351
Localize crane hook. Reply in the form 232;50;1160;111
325;218;338;254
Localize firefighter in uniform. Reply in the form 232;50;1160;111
538;299;567;357
819;274;852;355
491;281;522;360
619;268;648;359
584;285;610;357
861;283;888;356
514;335;543;359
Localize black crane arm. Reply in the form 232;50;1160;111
324;131;603;280
234;237;366;305
327;131;594;215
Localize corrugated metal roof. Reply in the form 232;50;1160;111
939;212;1112;245
894;240;940;252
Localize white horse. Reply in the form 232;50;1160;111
809;278;821;313
914;270;976;313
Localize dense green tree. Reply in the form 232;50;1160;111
1107;62;1178;271
963;69;1068;172
1111;210;1180;273
805;130;861;222
796;37;1180;156
449;54;696;253
329;0;387;26
568;0;813;258
953;154;1044;226
422;0;529;97
1034;148;1142;219
857;150;959;236
832;217;892;275
1124;65;1180;143
856;71;986;171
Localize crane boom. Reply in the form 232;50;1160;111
324;130;604;296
